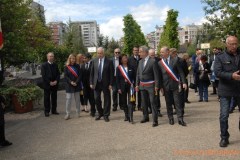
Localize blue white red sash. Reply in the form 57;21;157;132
160;59;179;82
67;65;78;78
118;65;134;96
139;80;155;86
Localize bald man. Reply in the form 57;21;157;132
214;36;240;147
41;52;60;117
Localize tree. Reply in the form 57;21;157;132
0;0;33;65
103;36;109;50
97;34;104;47
105;38;120;57
64;19;86;54
158;9;180;51
122;14;147;55
201;0;240;40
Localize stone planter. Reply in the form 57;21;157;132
12;95;33;113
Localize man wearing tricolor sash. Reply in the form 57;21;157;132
158;47;187;126
136;46;160;127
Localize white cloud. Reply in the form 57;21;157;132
38;0;110;22
100;16;124;40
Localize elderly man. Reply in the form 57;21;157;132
41;52;60;117
136;46;160;127
90;47;114;122
214;36;240;147
158;47;187;126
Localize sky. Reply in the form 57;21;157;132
36;0;208;40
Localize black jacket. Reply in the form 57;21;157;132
116;65;135;92
82;61;92;89
214;50;240;97
64;64;82;93
41;62;60;90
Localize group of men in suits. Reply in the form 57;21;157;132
88;46;188;127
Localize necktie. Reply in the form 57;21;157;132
165;59;168;65
85;63;88;69
98;59;102;81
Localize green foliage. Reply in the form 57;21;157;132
186;43;197;56
105;38;120;58
158;9;180;51
201;0;240;40
0;80;43;106
209;39;225;50
122;14;147;55
63;20;86;54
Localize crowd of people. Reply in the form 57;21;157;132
1;36;239;148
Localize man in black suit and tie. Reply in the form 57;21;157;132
128;46;141;111
82;53;96;117
158;47;187;126
90;47;114;122
41;52;60;117
136;46;160;127
112;48;122;111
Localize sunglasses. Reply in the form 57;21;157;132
115;52;120;54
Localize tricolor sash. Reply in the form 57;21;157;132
67;65;78;78
139;80;155;86
160;59;179;82
118;65;135;101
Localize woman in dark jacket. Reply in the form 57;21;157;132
64;54;82;120
195;55;211;102
116;54;135;123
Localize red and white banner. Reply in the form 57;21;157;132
0;19;3;49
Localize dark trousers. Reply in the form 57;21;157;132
80;94;84;106
94;81;111;117
184;80;189;102
164;89;183;120
44;88;58;113
120;85;134;119
112;78;122;109
0;105;5;143
141;88;158;122
83;86;96;114
148;90;161;112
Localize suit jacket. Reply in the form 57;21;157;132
112;56;122;77
82;61;92;88
136;57;160;90
158;56;186;91
41;62;60;90
116;65;135;92
64;64;82;93
90;57;114;89
128;55;140;72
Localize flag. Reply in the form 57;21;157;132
0;19;3;49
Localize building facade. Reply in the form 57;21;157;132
47;22;66;45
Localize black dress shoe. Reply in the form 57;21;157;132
219;139;229;147
152;121;158;127
229;109;234;114
210;92;217;95
198;100;203;102
140;119;149;123
45;112;49;117
185;100;191;104
0;140;12;147
112;108;117;112
104;117;110;122
169;119;174;125
52;112;59;115
178;120;187;126
95;115;103;120
124;117;129;121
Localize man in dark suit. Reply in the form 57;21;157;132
158;47;187;126
82;53;96;117
41;52;60;117
136;46;160;127
128;46;141;111
90;47;114;122
112;48;122;111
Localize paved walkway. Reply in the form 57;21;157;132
0;88;240;160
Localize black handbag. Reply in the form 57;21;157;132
189;75;196;89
